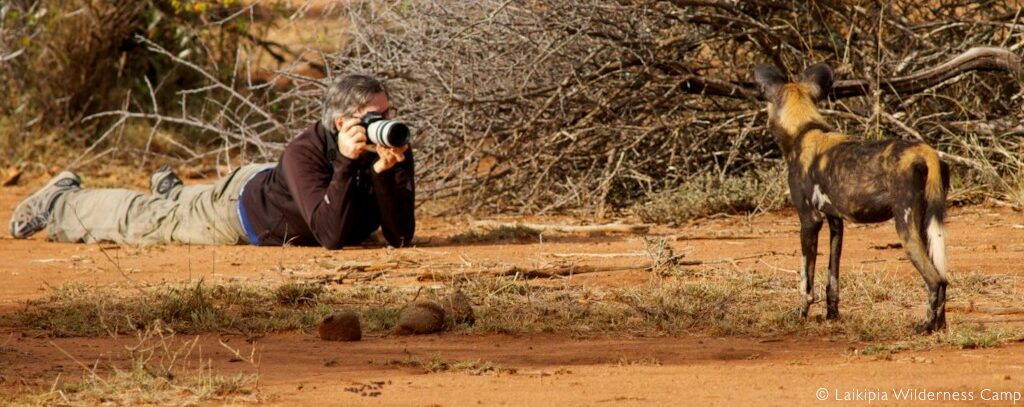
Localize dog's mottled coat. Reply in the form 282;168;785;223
754;63;950;333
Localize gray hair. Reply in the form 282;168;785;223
321;74;389;131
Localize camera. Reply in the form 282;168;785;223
360;112;410;147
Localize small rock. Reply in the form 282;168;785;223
318;310;362;341
442;291;475;328
395;301;445;335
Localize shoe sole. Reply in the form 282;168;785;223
9;171;80;238
150;166;182;197
149;165;172;191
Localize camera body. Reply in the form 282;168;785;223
360;112;410;147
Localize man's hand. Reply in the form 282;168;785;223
371;144;409;174
337;118;368;160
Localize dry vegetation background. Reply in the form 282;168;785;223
1;0;1022;219
2;2;1024;402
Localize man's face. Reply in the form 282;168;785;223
334;92;390;133
356;92;390;118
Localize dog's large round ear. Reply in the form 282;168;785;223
753;64;786;100
799;63;833;102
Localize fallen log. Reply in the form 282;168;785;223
416;264;648;282
470;220;652;235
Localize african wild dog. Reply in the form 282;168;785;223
753;63;951;333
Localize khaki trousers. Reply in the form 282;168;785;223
47;164;273;245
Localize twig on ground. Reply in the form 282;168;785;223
471;221;652;235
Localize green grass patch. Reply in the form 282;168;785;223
939;325;1024;349
856;325;1024;359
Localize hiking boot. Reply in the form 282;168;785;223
9;171;81;239
149;165;183;199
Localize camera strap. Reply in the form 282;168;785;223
319;121;340;164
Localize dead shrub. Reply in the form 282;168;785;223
9;0;1024;214
633;164;789;223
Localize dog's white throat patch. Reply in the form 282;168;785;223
811;184;832;210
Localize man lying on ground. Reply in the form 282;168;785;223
9;74;415;250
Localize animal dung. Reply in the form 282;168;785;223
318;310;362;341
442;291;475;327
395;301;446;335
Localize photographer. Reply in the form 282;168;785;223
9;74;415;249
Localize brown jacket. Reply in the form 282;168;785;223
239;121;415;249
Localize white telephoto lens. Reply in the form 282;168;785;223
366;118;409;146
367;120;386;146
379;121;395;146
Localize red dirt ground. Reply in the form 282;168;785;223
1;178;1024;405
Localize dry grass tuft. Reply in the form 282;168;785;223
2;325;262;405
447;225;542;244
274;281;326;306
1;280;375;338
634;166;789;223
2;266;1021;353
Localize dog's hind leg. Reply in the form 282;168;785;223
799;218;823;318
825;215;843;320
894;208;947;333
894;162;948;333
923;161;950;329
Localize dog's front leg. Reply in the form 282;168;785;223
799;217;823;318
825;215;843;320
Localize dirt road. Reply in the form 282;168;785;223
3;332;1024;405
2;180;1023;405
